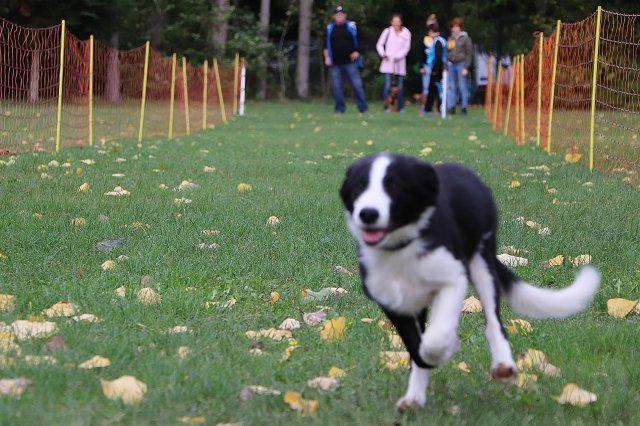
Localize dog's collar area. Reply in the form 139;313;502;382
380;237;416;251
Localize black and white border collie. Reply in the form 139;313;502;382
339;153;600;411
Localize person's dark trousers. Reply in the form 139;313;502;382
330;62;368;113
424;74;442;112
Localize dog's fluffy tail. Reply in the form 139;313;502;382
496;261;600;319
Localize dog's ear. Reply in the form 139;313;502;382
412;160;439;203
339;165;357;211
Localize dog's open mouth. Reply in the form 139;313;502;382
361;229;387;245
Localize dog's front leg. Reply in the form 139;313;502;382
381;307;433;411
419;277;467;366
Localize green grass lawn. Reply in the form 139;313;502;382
1;101;639;425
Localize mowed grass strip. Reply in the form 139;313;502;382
0;102;638;425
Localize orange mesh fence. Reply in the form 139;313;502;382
538;33;556;150
142;48;174;139
595;11;639;185
0;19;61;152
59;30;90;149
486;8;639;187
522;44;540;145
0;17;241;154
550;14;598;165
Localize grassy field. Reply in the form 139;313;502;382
1;101;639;425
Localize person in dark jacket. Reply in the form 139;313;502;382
323;6;368;113
419;22;447;115
446;17;473;114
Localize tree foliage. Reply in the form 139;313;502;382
2;0;638;98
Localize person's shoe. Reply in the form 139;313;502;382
448;108;456;115
384;108;390;113
461;108;467;115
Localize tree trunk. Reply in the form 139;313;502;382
106;32;120;103
295;0;312;99
213;0;230;57
29;50;40;102
257;0;270;99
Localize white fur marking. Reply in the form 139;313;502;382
396;361;430;410
469;254;516;371
353;156;392;229
362;246;466;314
508;266;601;319
419;273;467;365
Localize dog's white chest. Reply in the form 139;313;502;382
362;246;464;314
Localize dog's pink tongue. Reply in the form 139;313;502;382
362;229;385;244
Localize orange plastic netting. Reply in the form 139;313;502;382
595;10;639;184
487;8;639;187
0;17;239;154
0;19;61;152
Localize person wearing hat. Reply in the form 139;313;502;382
323;6;369;113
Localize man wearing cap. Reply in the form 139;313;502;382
324;6;369;113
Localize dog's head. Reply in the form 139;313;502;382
390;86;400;96
339;153;439;249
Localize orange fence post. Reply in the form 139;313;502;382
486;56;493;122
168;53;177;139
203;59;208;130
89;34;94;147
55;20;66;152
588;6;602;171
547;20;561;153
138;41;150;142
519;54;525;144
493;65;502;130
182;56;190;135
233;52;240;116
536;32;543;147
504;55;516;136
213;58;227;124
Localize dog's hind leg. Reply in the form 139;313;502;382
470;252;517;382
381;308;433;411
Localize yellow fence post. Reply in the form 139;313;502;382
504;55;517;136
168;53;177;139
55;20;66;153
486;56;493;121
89;34;94;147
536;32;543;147
213;58;227;124
203;59;208;130
233;52;240;116
514;56;520;142
547;20;562;153
520;54;525;144
493;65;502;130
589;6;602;171
182;56;190;135
138;41;150;142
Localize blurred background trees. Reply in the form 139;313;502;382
1;0;637;100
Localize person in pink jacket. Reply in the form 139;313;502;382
376;14;412;112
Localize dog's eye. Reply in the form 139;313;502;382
383;176;399;192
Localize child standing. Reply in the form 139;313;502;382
419;22;447;115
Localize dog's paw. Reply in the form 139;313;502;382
396;394;426;413
491;362;518;384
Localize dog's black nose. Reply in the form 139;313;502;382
359;208;379;224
